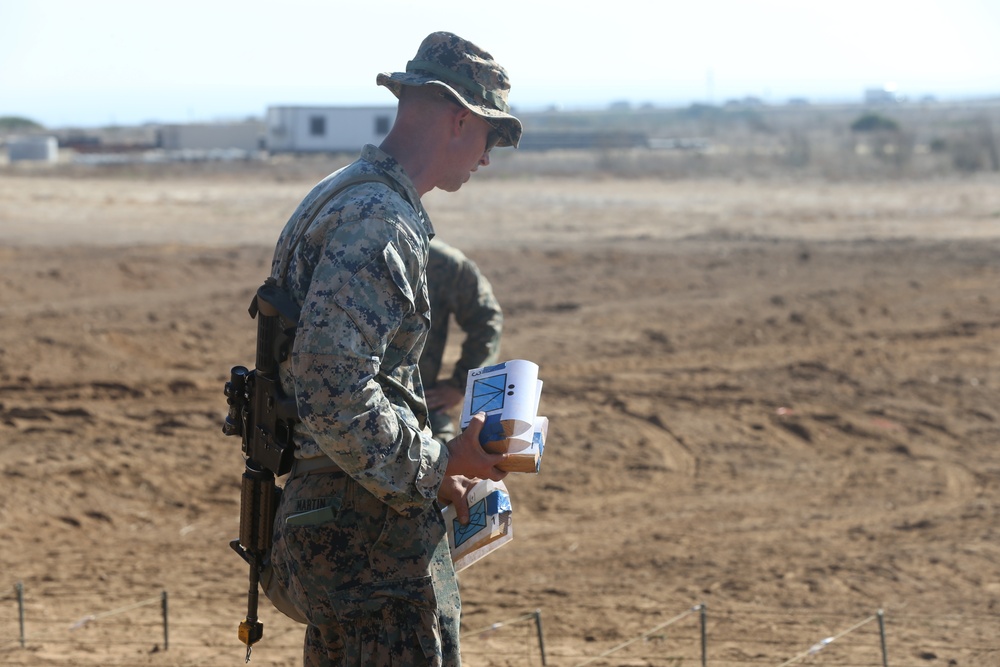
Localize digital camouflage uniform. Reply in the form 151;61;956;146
419;239;503;444
269;144;459;666
266;29;522;667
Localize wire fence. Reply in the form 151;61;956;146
3;580;1000;666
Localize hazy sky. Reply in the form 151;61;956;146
2;0;998;128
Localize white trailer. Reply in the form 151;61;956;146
266;106;396;153
157;121;265;152
8;136;59;162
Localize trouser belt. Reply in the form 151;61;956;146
288;456;344;479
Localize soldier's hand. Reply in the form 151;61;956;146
444;412;509;482
437;475;478;524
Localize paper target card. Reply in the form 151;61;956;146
460;359;542;453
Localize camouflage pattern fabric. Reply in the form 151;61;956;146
272;471;460;666
426;410;458;446
268;144;461;664
274;144;444;515
419;239;503;443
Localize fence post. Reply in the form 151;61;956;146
16;581;25;648
534;609;547;666
877;609;888;667
699;603;707;667
161;590;169;651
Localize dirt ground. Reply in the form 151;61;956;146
1;160;999;666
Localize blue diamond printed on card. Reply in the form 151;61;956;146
453;497;488;548
471;373;508;414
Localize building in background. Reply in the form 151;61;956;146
266;106;395;153
157;120;265;152
7;136;59;162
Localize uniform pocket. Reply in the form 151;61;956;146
272;477;371;625
285;499;342;526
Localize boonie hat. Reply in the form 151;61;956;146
377;31;522;148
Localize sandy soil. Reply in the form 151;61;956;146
1;163;999;666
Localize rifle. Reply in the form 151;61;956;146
222;277;300;662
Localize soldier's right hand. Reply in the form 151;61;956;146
444;412;509;482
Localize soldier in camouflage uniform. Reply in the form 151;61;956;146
420;238;503;445
267;32;522;666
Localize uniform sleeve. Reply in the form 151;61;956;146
448;257;503;388
290;229;447;517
